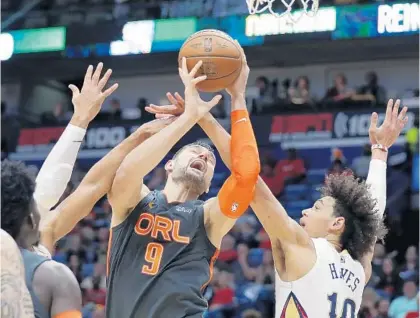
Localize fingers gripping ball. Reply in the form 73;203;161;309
178;29;242;93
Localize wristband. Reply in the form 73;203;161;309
371;144;388;153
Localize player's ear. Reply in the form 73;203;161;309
331;216;345;232
165;160;174;173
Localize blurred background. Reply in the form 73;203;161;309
1;0;419;317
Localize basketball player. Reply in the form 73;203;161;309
104;57;260;317
1;160;82;318
148;92;408;316
1;228;34;318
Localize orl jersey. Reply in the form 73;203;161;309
276;238;365;318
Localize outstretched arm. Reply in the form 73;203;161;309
109;59;221;227
361;99;408;281
36;63;118;229
202;49;260;248
40;118;175;253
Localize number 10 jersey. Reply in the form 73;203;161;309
275;238;365;318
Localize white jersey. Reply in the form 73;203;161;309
275;238;365;318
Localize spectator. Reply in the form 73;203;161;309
41;102;69;125
84;274;107;306
351;144;372;179
275;148;306;185
218;234;238;264
388;280;418;318
81;263;107;290
260;155;284;196
288;76;314;105
398;246;418;282
109;98;122;120
1;138;9;161
372;243;387;278
356;71;386;104
360;287;379;318
256;228;271;250
376;258;402;297
234;243;258;284
327;159;352;177
376;298;390;318
209;267;235;310
68;253;83;283
254;76;275;113
324;73;354;102
255;250;274;286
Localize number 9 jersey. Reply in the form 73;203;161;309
106;190;218;318
275;238;365;318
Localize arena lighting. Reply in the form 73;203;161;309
0;33;14;61
245;7;336;36
110;20;155;56
377;2;419;34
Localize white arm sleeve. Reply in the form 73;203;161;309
34;124;86;219
366;159;387;218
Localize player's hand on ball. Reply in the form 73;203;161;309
69;62;119;124
179;57;222;118
369;99;408;148
145;92;185;119
226;41;249;98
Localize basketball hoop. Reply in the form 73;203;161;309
246;0;319;23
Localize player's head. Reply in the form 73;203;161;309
1;160;41;247
165;141;216;195
300;174;387;261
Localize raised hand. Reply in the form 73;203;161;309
179;57;222;119
369;99;409;148
69;63;119;127
145;92;185;119
226;41;250;98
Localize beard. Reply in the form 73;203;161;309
171;165;207;195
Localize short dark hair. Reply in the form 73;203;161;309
322;174;387;261
1;160;36;239
173;141;215;160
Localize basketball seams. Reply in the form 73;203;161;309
179;34;241;59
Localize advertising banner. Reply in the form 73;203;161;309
269;108;418;149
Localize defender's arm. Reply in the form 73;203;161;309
199;112;311;249
203;100;260;249
360;100;408;282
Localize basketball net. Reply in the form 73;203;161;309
246;0;319;23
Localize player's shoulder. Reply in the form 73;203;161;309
0;228;16;244
37;259;75;281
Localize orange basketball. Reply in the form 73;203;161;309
178;29;242;93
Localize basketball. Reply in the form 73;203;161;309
178;29;242;92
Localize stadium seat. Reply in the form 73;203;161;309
283;184;309;200
307;169;326;184
82;263;95;278
247;248;264;268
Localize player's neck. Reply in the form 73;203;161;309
15;233;31;250
326;234;342;253
163;180;200;203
